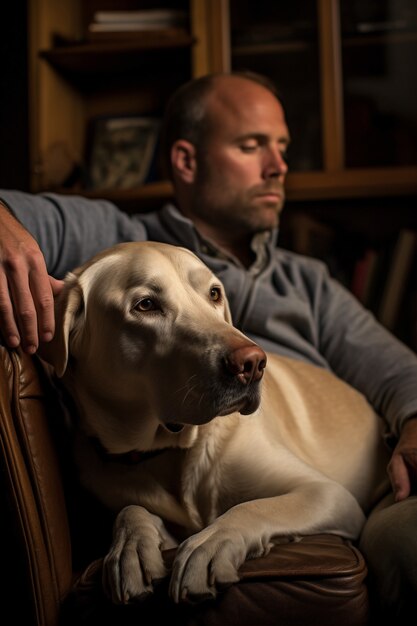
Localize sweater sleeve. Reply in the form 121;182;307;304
316;266;417;437
0;190;147;278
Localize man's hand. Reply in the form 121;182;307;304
387;416;417;502
0;202;63;353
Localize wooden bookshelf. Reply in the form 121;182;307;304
20;0;417;348
28;0;207;192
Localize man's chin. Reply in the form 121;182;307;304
252;209;281;232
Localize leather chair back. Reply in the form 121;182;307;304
0;346;72;626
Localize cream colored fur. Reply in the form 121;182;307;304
42;241;390;604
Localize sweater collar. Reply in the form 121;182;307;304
160;203;278;273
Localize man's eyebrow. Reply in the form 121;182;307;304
235;132;265;142
235;132;291;146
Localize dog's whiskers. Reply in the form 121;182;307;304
181;382;199;407
173;374;200;407
197;392;206;409
173;374;198;398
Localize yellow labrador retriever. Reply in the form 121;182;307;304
41;241;390;605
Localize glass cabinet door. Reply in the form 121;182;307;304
227;0;417;180
228;0;322;172
340;0;417;168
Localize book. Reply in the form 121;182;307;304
378;229;417;330
350;248;379;307
89;9;188;37
89;22;183;32
88;9;188;40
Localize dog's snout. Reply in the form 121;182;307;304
224;345;267;385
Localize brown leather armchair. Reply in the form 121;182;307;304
0;344;371;625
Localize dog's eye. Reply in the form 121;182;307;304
134;298;157;312
210;287;222;302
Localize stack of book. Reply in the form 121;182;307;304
287;213;417;338
350;229;417;332
88;9;188;41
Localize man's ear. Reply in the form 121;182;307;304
170;140;197;183
38;274;84;378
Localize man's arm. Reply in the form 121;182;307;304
0;190;147;352
316;271;417;436
0;201;63;353
315;269;417;499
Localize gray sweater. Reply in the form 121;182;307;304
2;189;417;436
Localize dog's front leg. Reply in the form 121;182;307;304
170;479;365;603
103;505;178;604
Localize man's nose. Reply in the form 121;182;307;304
263;147;288;179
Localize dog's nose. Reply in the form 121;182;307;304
224;345;267;384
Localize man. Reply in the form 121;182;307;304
1;72;417;617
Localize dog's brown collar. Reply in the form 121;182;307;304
89;436;176;465
48;374;182;465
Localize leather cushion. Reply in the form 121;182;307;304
62;534;370;625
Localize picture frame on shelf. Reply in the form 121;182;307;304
86;115;160;191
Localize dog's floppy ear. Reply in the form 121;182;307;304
39;273;84;378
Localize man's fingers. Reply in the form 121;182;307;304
0;203;57;352
9;270;40;354
0;269;60;352
50;276;64;297
388;419;417;502
1;253;57;353
0;272;21;347
388;454;411;502
30;271;57;344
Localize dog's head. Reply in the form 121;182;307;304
41;242;266;449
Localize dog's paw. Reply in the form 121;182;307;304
103;506;173;604
169;526;246;604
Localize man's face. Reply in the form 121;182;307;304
190;78;290;237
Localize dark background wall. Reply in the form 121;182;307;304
0;0;30;189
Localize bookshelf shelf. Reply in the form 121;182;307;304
83;180;174;210
61;166;417;214
40;33;195;76
232;40;311;56
342;30;417;47
285;167;417;201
